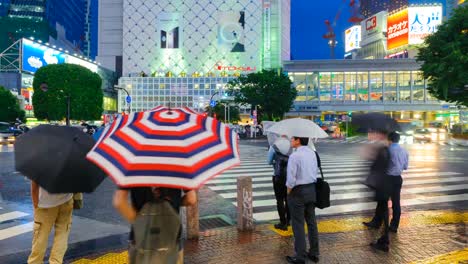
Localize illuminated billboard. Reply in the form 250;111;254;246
345;26;361;52
22;39;66;73
360;11;387;47
387;9;409;50
21;38;98;73
408;6;443;45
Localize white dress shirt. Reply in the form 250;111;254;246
286;146;318;189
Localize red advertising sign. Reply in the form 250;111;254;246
21;88;30;99
387;9;409;50
366;16;377;31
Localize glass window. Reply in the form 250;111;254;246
319;72;332;101
398;71;411;102
305;72;319;101
356;72;368;101
344;72;356;101
292;73;306;101
331;72;344;101
370;72;383;101
413;71;425;101
384;72;397;102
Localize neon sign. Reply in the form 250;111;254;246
216;65;257;72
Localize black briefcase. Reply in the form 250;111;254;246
314;152;330;209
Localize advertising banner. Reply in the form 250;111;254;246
21;39;98;73
408;6;442;45
360;11;387;46
345;26;361;52
22;39;66;73
218;11;246;52
387;9;409;50
158;12;181;49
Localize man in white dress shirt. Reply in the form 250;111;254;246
285;136;319;264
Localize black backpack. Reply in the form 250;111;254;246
129;189;181;264
314;152;331;209
273;151;289;183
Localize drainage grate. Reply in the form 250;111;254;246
199;216;233;231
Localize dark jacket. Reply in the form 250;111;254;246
366;145;391;201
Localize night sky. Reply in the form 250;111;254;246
291;0;354;60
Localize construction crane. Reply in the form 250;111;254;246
323;0;364;59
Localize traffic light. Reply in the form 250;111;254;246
347;111;352;117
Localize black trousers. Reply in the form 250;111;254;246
272;176;290;225
371;176;403;229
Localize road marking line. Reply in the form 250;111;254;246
208;171;461;184
233;184;468;207
0;211;29;223
208;176;467;191
0;222;33;240
253;194;468;221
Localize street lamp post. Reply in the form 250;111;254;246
114;85;131;114
40;82;71;126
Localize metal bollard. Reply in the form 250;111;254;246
237;176;254;231
186;190;199;239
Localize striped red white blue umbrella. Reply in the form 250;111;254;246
86;106;240;189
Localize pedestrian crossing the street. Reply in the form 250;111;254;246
206;145;468;222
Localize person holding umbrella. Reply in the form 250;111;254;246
14;124;107;264
28;183;73;264
267;137;292;231
113;187;196;263
87;106;241;263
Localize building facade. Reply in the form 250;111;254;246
84;0;98;59
113;0;290;114
96;0;123;76
0;0;87;54
283;59;460;126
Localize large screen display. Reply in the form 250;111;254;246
387;9;409;50
21;38;98;73
22;39;66;73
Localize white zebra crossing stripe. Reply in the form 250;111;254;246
218;183;468;200
0;222;34;240
216;167;438;179
230;163;372;170
208;171;462;184
0;211;29;223
208;176;467;191
233;184;468;207
253;194;468;221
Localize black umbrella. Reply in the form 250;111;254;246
351;113;400;133
14;124;106;193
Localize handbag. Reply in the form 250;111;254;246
73;193;83;209
314;152;330;209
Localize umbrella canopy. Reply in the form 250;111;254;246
351;113;400;133
266;118;328;139
15;125;106;193
272;137;292;156
86;106;240;189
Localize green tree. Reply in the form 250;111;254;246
32;64;104;121
227;69;297;121
207;101;241;123
0;86;25;122
416;5;468;106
